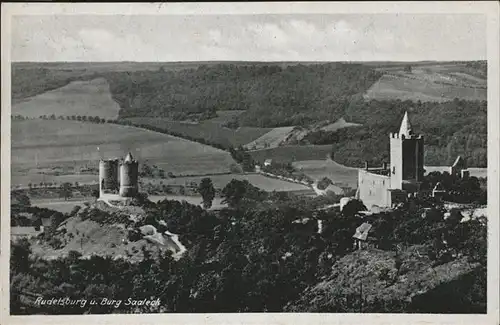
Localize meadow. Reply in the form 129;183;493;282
364;64;487;102
244;126;296;150
320;118;362;132
144;173;312;192
292;159;359;189
11;120;236;186
126;117;271;148
12;78;122;119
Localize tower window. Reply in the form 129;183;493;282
392;166;396;174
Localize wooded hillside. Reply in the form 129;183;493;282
103;63;383;126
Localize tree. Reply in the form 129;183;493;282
91;189;100;198
221;179;266;208
11;239;32;273
404;64;412;73
198;178;216;209
59;182;73;201
317;177;333;190
342;199;366;217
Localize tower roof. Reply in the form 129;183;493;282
398;111;413;137
124;152;134;162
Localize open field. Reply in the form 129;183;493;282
144;173;313;193
292;159;359;189
12;120;236;184
11;173;98;188
13;78;121;119
364;63;486;102
364;74;486;102
126;117;271;148
30;199;92;214
320;118;362;132
244;127;296;150
249;145;333;164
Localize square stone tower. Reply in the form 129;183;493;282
389;111;424;191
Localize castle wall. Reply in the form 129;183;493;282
390;134;403;189
99;159;119;194
390;133;424;189
119;162;139;197
358;170;392;209
402;138;424;181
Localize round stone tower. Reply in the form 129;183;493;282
99;159;119;196
119;152;139;197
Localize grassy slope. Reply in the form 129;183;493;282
12;78;121;119
28;204;173;262
292;159;359;189
364;64;486;102
244;127;296;150
11;120;236;176
125;117;271;148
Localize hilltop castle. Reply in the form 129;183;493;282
357;112;425;209
99;152;139;199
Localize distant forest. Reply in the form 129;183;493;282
103;63;383;126
11;62;487;168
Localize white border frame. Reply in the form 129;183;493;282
1;2;499;325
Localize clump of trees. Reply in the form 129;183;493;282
421;171;486;204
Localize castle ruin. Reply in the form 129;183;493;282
357;112;424;209
99;152;139;200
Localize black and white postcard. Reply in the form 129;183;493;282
1;2;499;325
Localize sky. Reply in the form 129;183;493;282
11;14;487;62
